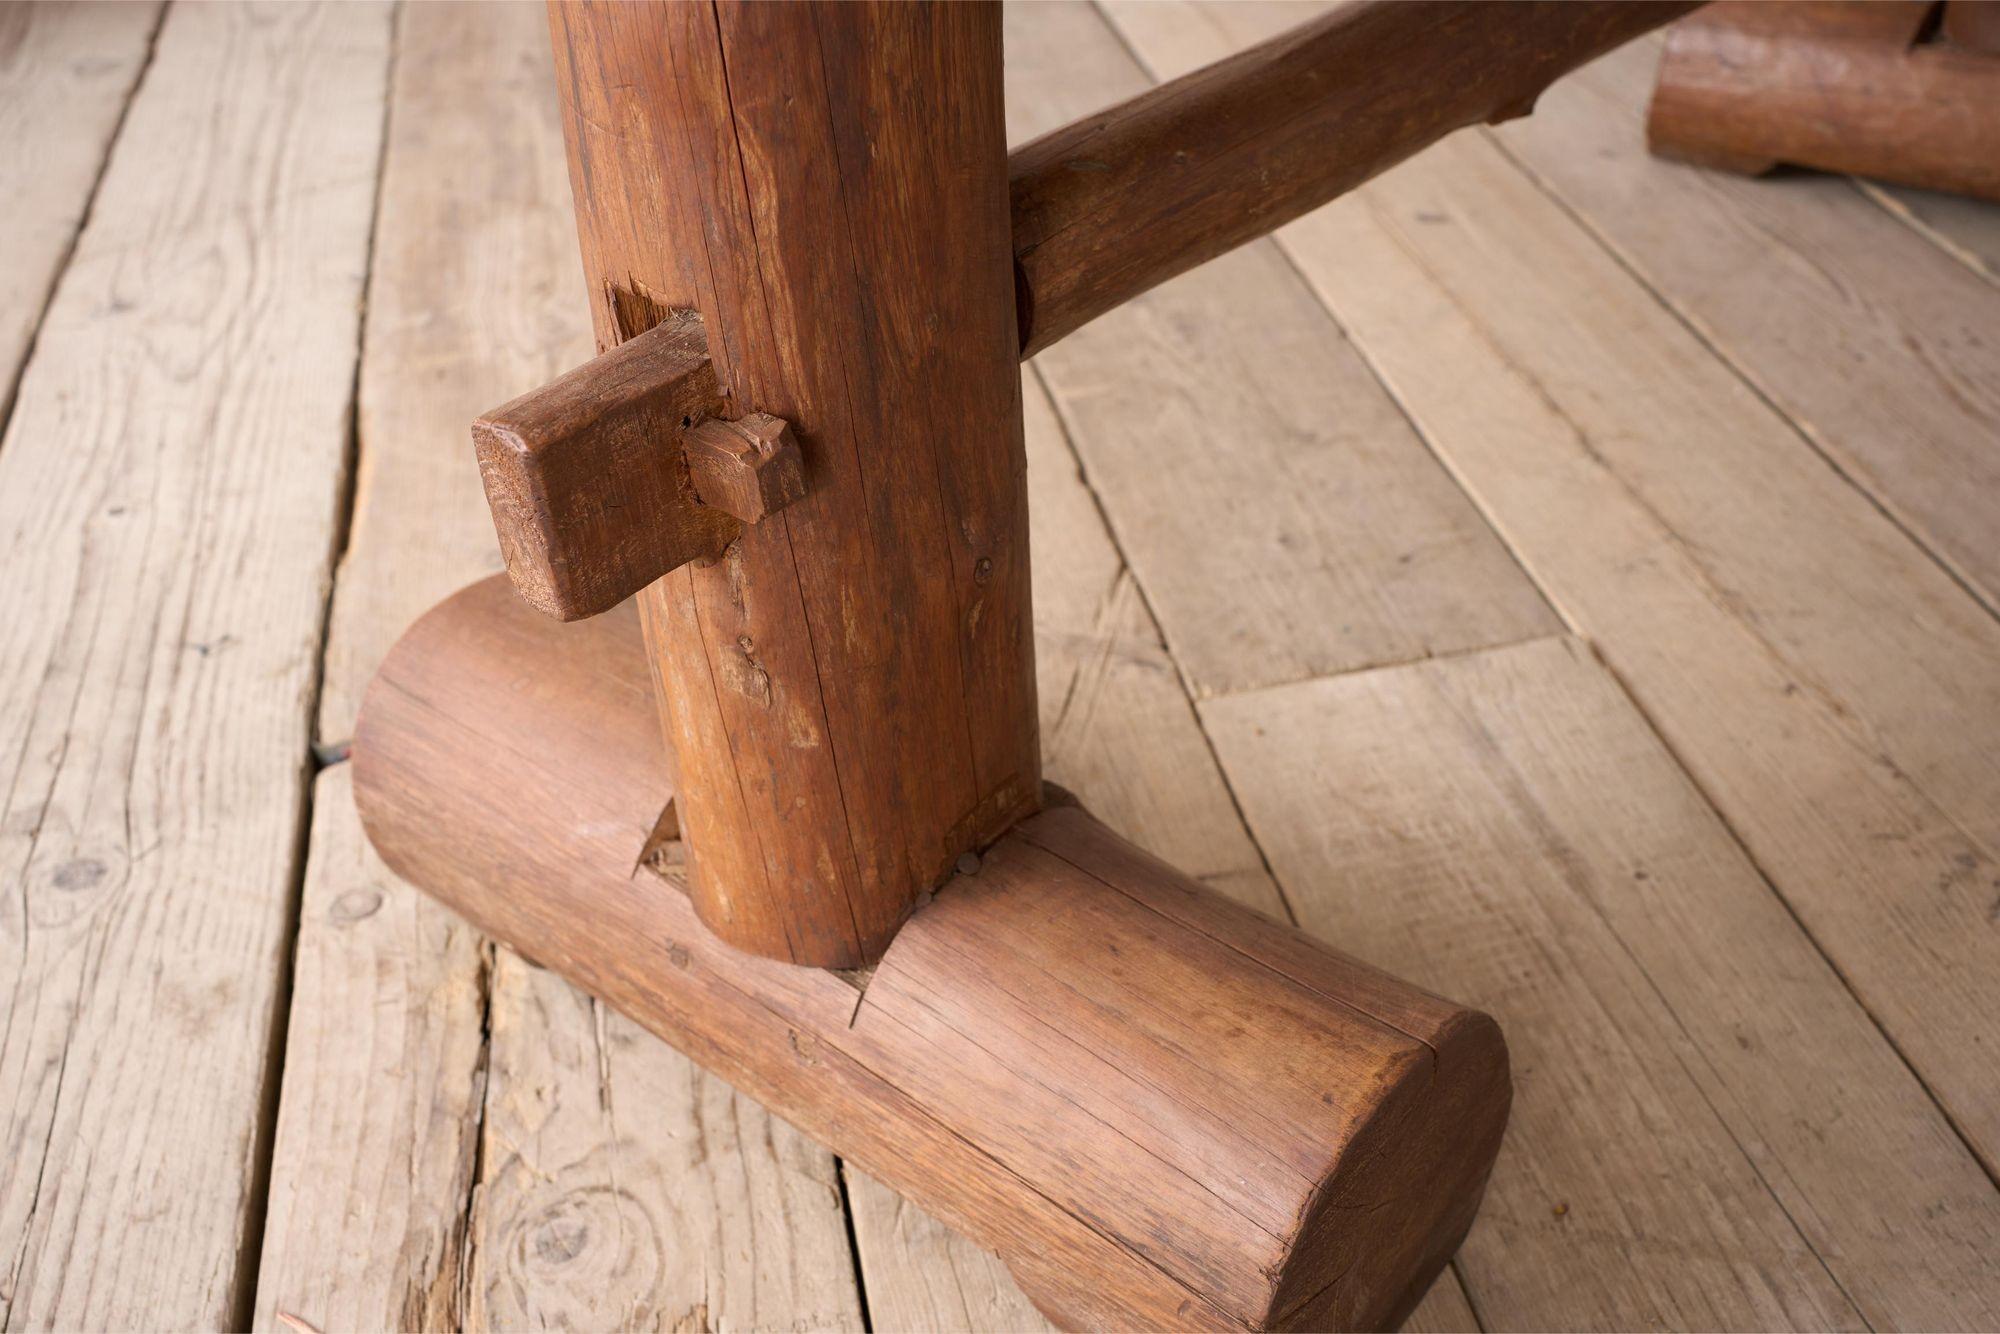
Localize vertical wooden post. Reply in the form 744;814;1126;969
548;2;1039;967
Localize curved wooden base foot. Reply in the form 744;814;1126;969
1647;1;2000;202
354;578;1510;1331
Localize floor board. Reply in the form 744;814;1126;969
1871;182;2000;284
843;1167;1054;1334
1284;130;2000;1176
1099;1;2000;1324
465;953;864;1332
253;12;569;1321
0;1;159;423
253;764;487;1332
310;0;585;747
0;3;390;1325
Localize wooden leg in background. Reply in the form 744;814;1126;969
1648;1;2000;201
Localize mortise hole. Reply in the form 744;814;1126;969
604;278;676;345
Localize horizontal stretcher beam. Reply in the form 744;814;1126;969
1008;0;1701;357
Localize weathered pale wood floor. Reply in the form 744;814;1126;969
4;2;1999;1329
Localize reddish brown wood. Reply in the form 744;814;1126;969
1009;0;1700;357
353;575;1511;1332
548;1;1038;968
1648;1;2000;202
471;318;804;623
470;313;738;621
1944;1;2000;54
683;413;806;525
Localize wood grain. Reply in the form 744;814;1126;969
1866;182;2000;283
258;6;862;1329
1205;636;2000;1329
454;0;1504;1312
253;766;487;1333
272;8;1168;1327
1945;0;2000;51
1326;137;2000;1155
475;0;1684;625
1498;34;2000;612
259;8;560;1327
1007;0;1560;700
1010;0;1693;357
829;316;1485;1333
1399;1273;1482;1334
849;1159;1480;1334
1003;24;1492;1321
844;1169;1055;1334
682;413;807;526
551;1;1039;967
470;313;737;622
1100;5;2000;1326
1021;374;1277;902
314;0;592;744
465;952;863;1332
0;3;390;1326
0;0;159;418
7;1;1987;1327
353;575;1511;1331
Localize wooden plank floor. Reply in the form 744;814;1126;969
2;2;1997;1329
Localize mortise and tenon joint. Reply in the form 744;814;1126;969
470;310;806;623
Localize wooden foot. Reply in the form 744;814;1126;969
1648;1;2000;201
354;577;1510;1332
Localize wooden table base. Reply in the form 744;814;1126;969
354;577;1510;1331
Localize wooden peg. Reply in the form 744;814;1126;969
469;311;807;622
684;414;807;524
